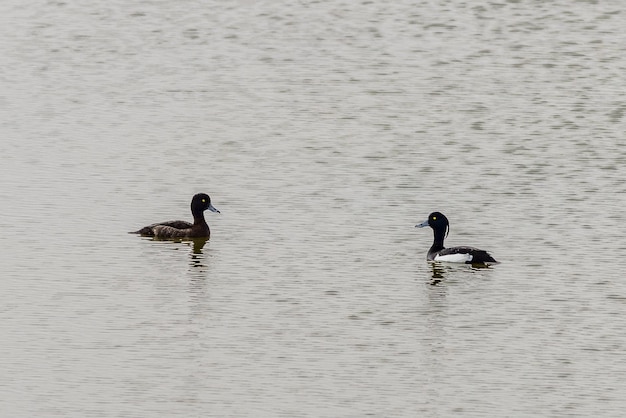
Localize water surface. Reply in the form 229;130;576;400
2;1;626;416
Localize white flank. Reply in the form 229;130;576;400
434;253;473;263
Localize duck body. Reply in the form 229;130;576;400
131;193;219;239
427;245;497;264
134;220;208;239
416;212;497;264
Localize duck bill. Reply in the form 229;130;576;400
208;204;220;213
415;220;429;228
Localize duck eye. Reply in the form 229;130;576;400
202;199;206;203
432;216;437;220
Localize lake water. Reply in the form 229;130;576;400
2;0;626;416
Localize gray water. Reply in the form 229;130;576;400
2;0;626;416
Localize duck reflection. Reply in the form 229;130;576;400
429;262;447;285
147;237;209;269
428;261;494;285
186;238;209;268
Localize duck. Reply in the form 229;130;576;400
131;193;220;239
415;212;498;264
